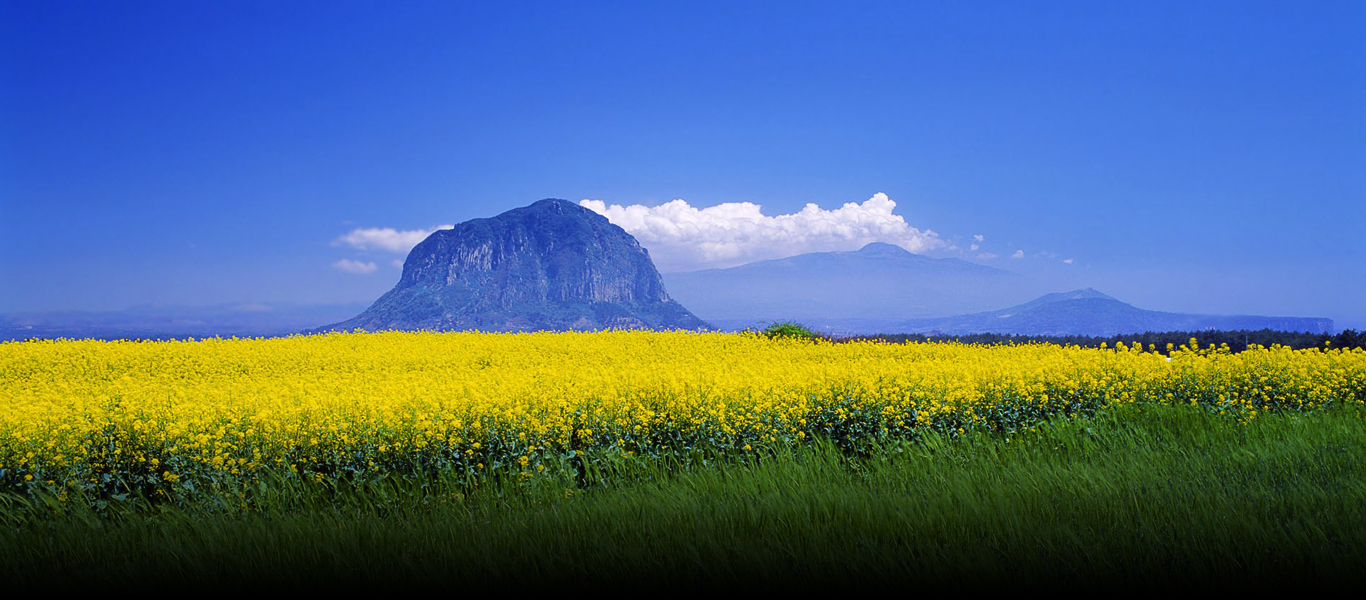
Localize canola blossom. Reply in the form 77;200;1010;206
2;331;1363;505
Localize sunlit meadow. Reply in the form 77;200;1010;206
3;331;1363;511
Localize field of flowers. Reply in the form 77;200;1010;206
2;331;1363;507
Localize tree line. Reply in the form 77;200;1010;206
846;329;1365;354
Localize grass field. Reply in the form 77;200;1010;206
6;332;1363;504
3;333;1363;587
3;402;1363;589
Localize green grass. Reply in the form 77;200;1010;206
3;403;1363;589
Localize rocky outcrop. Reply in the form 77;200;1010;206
319;199;708;332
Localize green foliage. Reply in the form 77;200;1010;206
856;328;1366;354
759;321;819;341
1;404;1362;588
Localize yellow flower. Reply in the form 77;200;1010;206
0;330;1358;496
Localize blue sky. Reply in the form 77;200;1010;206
2;1;1363;327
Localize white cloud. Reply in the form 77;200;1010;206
1063;258;1075;265
334;225;453;254
973;234;985;243
579;193;943;271
969;244;980;251
333;259;378;274
1011;250;1025;259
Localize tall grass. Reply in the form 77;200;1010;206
3;403;1363;589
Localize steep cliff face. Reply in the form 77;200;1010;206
321;199;708;332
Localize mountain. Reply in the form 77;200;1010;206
319;199;708;332
662;242;1043;332
897;289;1334;336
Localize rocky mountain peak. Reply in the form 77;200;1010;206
320;199;708;332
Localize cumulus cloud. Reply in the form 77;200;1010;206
579;193;943;271
973;234;985;243
1063;258;1075;265
333;259;378;274
969;244;980;252
334;225;453;254
1011;250;1025;259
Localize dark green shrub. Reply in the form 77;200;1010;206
761;321;819;341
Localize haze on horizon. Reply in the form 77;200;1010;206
2;2;1363;328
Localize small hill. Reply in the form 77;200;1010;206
897;289;1333;336
318;199;708;332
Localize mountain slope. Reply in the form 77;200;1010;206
899;289;1334;336
319;199;708;332
662;242;1041;330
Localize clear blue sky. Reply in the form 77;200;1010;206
2;1;1363;327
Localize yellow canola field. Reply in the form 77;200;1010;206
2;331;1363;500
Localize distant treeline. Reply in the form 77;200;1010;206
847;329;1366;354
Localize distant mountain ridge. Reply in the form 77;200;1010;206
318;199;708;332
0;303;368;341
4;217;1334;339
897;288;1333;336
664;242;1042;330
